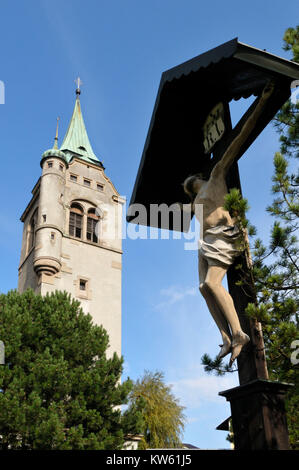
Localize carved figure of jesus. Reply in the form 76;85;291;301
183;82;274;366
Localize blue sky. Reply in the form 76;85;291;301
0;0;298;449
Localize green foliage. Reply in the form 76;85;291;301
201;353;235;376
223;187;250;226
0;289;139;450
283;26;299;62
121;395;145;438
276;26;299;158
125;371;186;449
202;26;299;449
223;188;256;250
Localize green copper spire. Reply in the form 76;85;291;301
60;79;102;166
40;117;68;167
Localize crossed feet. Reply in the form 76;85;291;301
218;331;250;368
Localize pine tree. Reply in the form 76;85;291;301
0;289;141;450
125;371;186;449
201;26;299;448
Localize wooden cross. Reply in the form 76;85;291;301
210;100;269;384
127;39;298;449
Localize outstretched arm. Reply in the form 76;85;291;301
210;81;275;180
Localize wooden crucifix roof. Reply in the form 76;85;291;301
127;38;299;230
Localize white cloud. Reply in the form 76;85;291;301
186;416;199;424
170;373;238;409
156;285;197;310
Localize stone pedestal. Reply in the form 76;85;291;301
219;379;292;450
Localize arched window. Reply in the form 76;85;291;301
27;209;38;253
69;203;83;239
86;208;100;243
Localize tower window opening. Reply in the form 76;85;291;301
29;218;36;248
47;161;53;168
42;214;47;223
79;279;87;291
97;183;104;191
27;208;38;254
70;174;77;182
59;164;64;171
84;179;91;187
69;203;83;239
87;208;99;243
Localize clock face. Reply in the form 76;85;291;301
202;102;225;154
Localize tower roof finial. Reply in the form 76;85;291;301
60;83;102;167
41;115;67;167
75;76;83;96
53;117;60;149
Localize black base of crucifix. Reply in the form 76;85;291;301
219;379;292;450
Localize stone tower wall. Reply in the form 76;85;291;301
18;157;123;358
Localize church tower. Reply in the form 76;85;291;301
18;84;123;357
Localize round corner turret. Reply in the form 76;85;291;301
33;149;67;277
40;148;68;169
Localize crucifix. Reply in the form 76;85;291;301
183;81;274;368
127;39;299;449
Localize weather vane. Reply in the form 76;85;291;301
75;77;83;95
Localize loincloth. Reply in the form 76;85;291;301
199;225;243;268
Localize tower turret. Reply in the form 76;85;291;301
18;82;123;358
33;121;68;276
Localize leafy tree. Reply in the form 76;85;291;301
202;26;299;448
125;370;186;449
0;289;141;450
